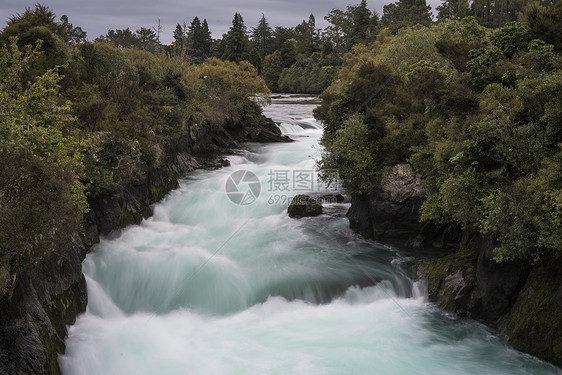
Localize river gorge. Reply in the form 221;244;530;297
60;95;561;374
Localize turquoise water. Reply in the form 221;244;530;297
61;95;561;375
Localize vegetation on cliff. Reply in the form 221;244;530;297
315;4;562;263
0;5;269;297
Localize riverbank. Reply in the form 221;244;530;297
0;114;289;375
345;163;562;368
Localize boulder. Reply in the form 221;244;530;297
287;195;323;218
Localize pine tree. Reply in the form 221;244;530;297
251;14;274;58
173;23;186;50
349;0;373;46
136;27;159;52
186;17;213;63
187;17;202;61
200;19;213;58
221;13;250;62
295;14;318;54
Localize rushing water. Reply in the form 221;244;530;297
61;95;561;375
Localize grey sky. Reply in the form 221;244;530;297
0;0;442;44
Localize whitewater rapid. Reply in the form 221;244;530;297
61;95;560;375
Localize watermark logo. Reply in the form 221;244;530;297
226;169;341;206
225;170;261;205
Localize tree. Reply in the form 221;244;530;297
245;47;263;73
382;0;433;32
349;0;373;46
436;0;470;21
221;13;250;62
522;0;562;51
187;17;202;61
271;26;297;52
104;28;139;49
324;2;379;56
187;17;213;63
200;20;213;58
2;4;68;42
60;15;87;43
136;27;159;52
263;50;284;91
0;4;69;78
173;23;187;51
295;14;319;54
251;14;274;58
280;38;298;68
324;8;353;56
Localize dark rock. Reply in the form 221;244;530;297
0;235;87;374
201;157;231;170
503;254;562;367
346;164;457;249
415;233;527;323
319;193;346;204
288;195;323;218
247;118;293;143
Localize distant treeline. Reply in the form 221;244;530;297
89;0;561;93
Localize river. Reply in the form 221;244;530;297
61;95;560;374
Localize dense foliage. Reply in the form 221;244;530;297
315;13;562;262
1;0;560;293
0;5;269;290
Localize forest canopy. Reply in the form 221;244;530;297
315;11;562;262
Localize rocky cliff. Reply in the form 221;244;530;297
0;116;290;374
347;163;562;368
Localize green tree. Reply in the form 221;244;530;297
271;26;297;52
136;27;159;52
187;17;206;62
349;0;374;46
244;47;263;73
436;0;470;21
522;0;562;51
251;14;274;58
104;28;139;49
324;8;353;56
221;13;250;62
173;23;187;51
382;0;433;32
0;4;69;77
0;38;87;212
60;15;87;43
295;14;319;54
263;50;284;91
280;38;298;68
1;4;68;42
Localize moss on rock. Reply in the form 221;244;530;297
288;195;323;218
416;246;477;314
148;168;179;204
504;254;562;367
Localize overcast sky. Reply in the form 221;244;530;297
0;0;442;44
